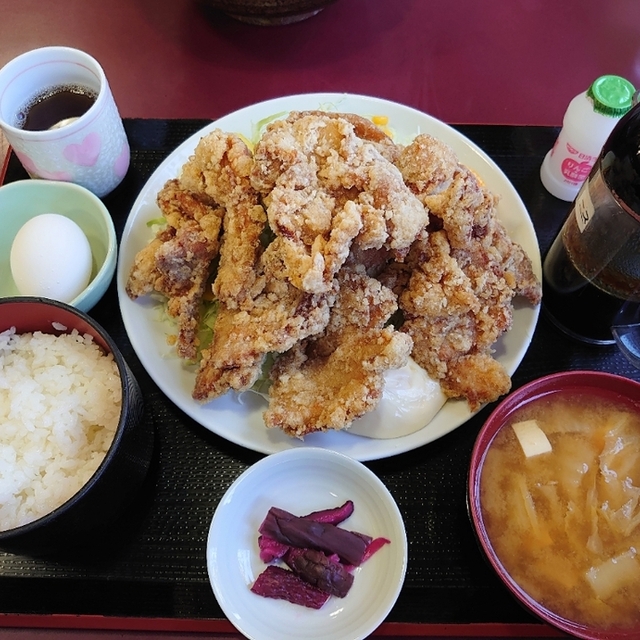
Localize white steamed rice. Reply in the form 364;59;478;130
0;326;122;531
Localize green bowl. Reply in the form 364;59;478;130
0;180;116;312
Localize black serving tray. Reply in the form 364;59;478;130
1;120;637;631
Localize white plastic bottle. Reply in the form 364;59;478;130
540;75;636;201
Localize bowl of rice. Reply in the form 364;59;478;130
0;296;153;551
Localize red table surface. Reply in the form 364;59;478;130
0;1;635;637
1;0;639;127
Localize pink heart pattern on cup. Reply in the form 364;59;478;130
14;150;72;181
114;141;130;179
63;131;101;166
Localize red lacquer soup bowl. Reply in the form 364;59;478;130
468;371;640;640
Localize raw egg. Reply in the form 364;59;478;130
10;213;93;303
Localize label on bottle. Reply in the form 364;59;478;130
560;143;597;185
574;181;595;233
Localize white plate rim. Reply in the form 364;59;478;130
205;447;408;640
116;92;542;461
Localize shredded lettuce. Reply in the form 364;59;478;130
146;216;166;228
196;299;219;354
250;353;275;398
149;294;218;364
250;111;288;146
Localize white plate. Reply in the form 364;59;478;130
206;447;407;640
117;93;542;461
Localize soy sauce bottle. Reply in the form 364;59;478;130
543;95;640;345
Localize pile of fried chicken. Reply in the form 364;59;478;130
126;111;541;438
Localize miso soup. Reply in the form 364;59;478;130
480;390;640;630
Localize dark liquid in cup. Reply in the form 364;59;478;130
16;84;97;131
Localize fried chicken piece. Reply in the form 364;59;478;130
153;224;219;361
192;304;264;399
192;275;337;402
395;133;458;203
156;179;224;238
398;134;542;305
213;199;267;309
395;133;541;409
445;354;511;412
126;179;222;300
400;230;512;410
126;179;224;360
264;270;411;436
180;129;267;309
308;268;399;357
265;326;412;437
427;165;543;304
125;236;165;300
487;221;542;305
289;110;402;164
439;174;541;306
250;113;427;294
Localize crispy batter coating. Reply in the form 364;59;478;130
398;134;542;306
250;112;427;293
192;276;337;402
395;133;457;201
396;134;540;410
308;268;398;358
265;327;412;437
290;110;402;164
445;353;512;412
400;230;513;408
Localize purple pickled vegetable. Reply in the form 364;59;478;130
251;565;330;609
260;506;371;567
258;534;289;563
302;500;354;525
258;500;356;562
284;547;354;598
362;536;390;563
251;502;391;610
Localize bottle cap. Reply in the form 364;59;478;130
587;75;636;117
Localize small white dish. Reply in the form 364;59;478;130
206;447;407;640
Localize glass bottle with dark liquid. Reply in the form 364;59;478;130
543;102;640;345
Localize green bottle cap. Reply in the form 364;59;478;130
587;75;636;117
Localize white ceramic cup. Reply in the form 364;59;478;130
0;46;130;198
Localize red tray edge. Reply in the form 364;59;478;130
0;615;563;637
